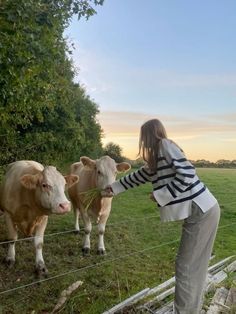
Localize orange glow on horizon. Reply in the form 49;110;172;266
99;111;236;162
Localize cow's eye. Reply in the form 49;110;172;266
97;170;102;175
42;183;52;191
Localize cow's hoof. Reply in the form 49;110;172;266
35;262;48;278
4;257;15;268
97;249;106;256
82;247;90;256
74;229;80;235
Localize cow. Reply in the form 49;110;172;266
68;156;131;255
0;160;78;276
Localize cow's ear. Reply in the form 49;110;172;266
80;156;96;169
116;162;131;173
70;162;81;174
20;174;41;190
64;175;79;188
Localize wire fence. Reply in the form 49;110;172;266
0;220;235;297
0;214;165;246
0;215;235;246
0;239;181;296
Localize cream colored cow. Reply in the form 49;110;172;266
68;156;131;255
0;160;78;276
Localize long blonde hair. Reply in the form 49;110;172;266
138;119;167;171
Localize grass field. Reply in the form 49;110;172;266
0;168;235;313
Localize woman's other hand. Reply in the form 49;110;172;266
149;192;156;202
149;193;160;206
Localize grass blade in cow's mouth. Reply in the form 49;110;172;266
79;188;102;211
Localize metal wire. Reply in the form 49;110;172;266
0;214;162;246
0;221;235;296
0;217;234;246
0;239;180;296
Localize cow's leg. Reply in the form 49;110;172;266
5;213;17;266
97;212;110;255
82;213;92;255
74;207;80;233
34;216;48;277
97;222;106;255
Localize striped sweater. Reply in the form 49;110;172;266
111;138;217;222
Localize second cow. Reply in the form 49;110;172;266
68;156;131;255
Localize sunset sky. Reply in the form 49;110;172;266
65;0;236;161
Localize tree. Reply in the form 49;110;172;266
0;0;104;170
103;142;125;163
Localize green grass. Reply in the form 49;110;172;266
0;168;235;313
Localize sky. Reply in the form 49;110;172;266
65;0;236;161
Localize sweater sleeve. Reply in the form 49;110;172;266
153;139;196;206
111;166;151;195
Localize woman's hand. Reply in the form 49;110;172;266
149;193;160;206
149;192;156;202
101;185;114;198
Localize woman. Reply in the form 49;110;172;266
103;119;220;314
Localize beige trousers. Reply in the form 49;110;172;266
174;202;220;314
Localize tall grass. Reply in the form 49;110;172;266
0;168;235;313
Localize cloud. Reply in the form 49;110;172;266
206;113;236;122
65;39;112;94
98;110;236;160
70;41;236;91
98;110;236;136
154;71;236;88
221;138;236;142
98;111;187;134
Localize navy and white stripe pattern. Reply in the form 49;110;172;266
119;166;151;190
113;138;206;208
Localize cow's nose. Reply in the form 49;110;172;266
59;202;71;212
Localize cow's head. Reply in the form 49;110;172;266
20;166;79;214
80;156;131;190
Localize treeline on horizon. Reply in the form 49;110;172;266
0;0;105;174
129;158;236;169
191;159;236;168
